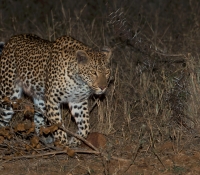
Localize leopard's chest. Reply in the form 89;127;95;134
59;75;92;103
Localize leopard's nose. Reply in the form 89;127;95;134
99;86;107;91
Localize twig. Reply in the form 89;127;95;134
123;143;142;173
152;148;166;169
62;126;131;162
0;148;131;164
1;149;97;163
154;52;185;57
59;125;99;152
0;125;132;165
89;98;99;114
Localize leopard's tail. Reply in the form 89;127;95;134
0;42;4;55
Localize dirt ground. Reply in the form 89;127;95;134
2;130;200;175
1;0;200;174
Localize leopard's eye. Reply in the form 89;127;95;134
90;70;97;75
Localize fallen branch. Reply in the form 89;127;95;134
0;148;97;163
59;125;99;151
59;126;132;162
0;147;131;165
0;126;132;165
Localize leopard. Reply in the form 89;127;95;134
0;34;112;147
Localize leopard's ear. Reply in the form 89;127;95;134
76;50;89;65
102;46;112;62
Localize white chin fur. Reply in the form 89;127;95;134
95;89;106;95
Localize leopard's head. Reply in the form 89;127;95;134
76;47;112;95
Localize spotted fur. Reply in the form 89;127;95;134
0;34;112;146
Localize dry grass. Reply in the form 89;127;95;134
1;0;200;174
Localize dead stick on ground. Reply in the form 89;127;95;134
0;148;130;164
58;126;132;163
59;125;99;152
0;126;131;164
152;148;166;169
123;143;142;173
0;149;95;164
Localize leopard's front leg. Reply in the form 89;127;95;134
45;100;69;146
45;91;90;146
68;100;90;147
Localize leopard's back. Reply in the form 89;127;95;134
1;34;52;98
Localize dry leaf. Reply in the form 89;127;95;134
40;124;59;135
54;140;62;147
49;124;59;132
24;121;32;130
0;136;4;144
32;151;37;155
27;127;35;135
63;147;75;157
15;123;25;132
3;156;12;160
25;145;31;151
0;128;12;139
12;102;19;110
24;105;34;115
36;143;41;149
23;121;35;134
14;151;24;156
30;136;39;147
40;127;51;135
2;96;11;104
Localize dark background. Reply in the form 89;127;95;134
1;0;200;174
